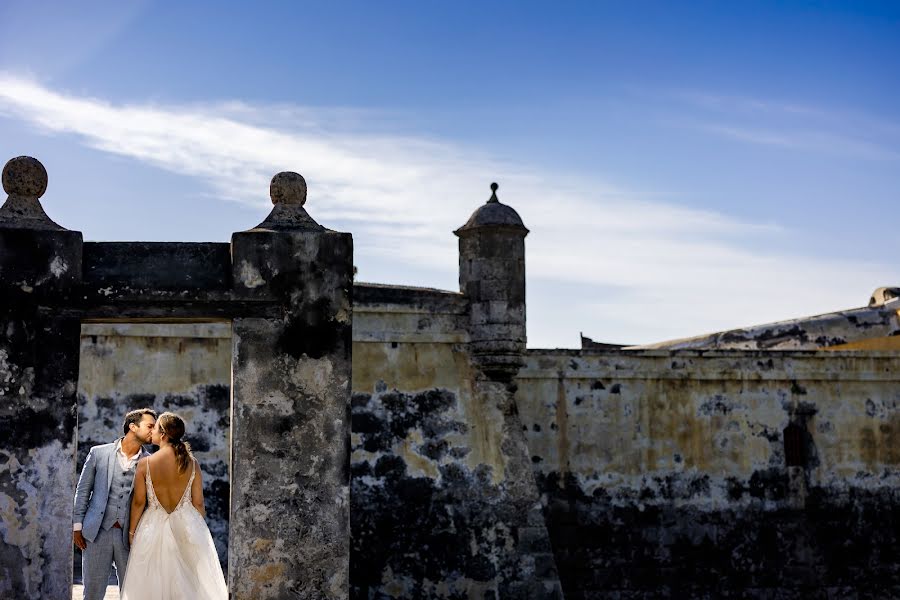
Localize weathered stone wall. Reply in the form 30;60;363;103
350;284;560;598
70;282;559;598
69;302;900;598
227;173;354;600
0;313;81;600
10;148;897;598
0;156;84;600
633;295;900;351
517;349;900;599
0;158;358;599
76;323;232;569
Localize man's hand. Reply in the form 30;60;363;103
73;530;87;550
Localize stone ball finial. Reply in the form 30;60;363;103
488;182;499;203
270;171;307;206
2;156;48;198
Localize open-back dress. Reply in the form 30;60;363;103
120;461;227;600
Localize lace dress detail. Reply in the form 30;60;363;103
121;460;227;600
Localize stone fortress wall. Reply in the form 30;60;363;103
78;279;900;599
79;300;900;598
518;349;900;598
3;153;900;599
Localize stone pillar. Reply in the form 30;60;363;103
230;172;353;599
455;184;564;598
0;157;83;599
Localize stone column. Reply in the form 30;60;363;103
0;157;83;599
230;172;353;599
455;184;564;598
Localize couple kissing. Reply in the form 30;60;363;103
73;409;227;600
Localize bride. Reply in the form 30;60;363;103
121;412;227;600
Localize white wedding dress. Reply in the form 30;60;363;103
121;462;227;600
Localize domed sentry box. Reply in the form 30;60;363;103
454;182;529;381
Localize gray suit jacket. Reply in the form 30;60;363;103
73;439;151;549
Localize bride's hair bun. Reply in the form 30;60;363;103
158;411;193;473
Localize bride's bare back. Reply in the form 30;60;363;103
143;448;204;514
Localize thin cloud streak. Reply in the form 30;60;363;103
698;122;900;161
671;90;832;119
667;90;900;162
0;73;893;346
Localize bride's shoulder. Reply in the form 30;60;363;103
133;456;149;476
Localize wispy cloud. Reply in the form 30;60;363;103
667;90;900;162
671;91;831;119
695;122;900;161
0;74;893;346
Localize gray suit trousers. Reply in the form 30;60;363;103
82;525;129;600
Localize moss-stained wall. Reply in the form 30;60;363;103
0;314;81;600
517;349;900;599
77;323;232;570
349;286;563;598
73;311;900;598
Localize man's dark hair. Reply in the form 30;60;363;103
123;408;158;436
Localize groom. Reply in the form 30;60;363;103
73;408;157;600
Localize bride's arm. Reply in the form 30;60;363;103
190;458;206;518
129;458;148;544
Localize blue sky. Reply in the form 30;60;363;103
1;1;899;347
